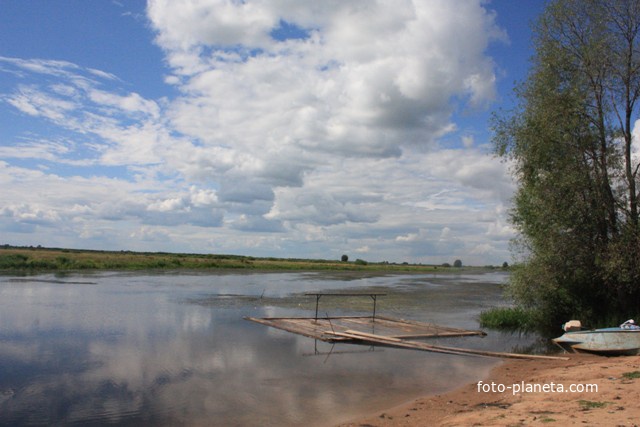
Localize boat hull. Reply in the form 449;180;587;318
553;328;640;356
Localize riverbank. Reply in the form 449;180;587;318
339;353;640;426
0;245;502;273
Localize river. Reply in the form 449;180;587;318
0;270;538;426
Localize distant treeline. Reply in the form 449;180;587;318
0;245;488;273
0;245;508;273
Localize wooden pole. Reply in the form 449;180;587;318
327;330;569;361
314;294;321;321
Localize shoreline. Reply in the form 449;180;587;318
338;353;640;426
0;245;505;273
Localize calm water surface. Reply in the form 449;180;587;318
0;271;536;426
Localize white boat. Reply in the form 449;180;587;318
553;320;640;355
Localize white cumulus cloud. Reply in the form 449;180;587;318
0;1;517;264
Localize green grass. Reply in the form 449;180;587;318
622;371;640;380
479;306;536;331
0;246;465;273
578;400;608;410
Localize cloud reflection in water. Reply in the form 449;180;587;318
0;272;514;426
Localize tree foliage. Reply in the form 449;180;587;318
494;0;640;328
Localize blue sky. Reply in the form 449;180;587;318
0;0;547;265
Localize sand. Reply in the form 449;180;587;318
338;353;640;426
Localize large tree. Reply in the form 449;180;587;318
494;0;640;328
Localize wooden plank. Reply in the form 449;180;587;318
244;317;350;341
245;315;483;336
303;292;387;296
335;318;376;329
280;319;348;341
247;316;372;321
330;330;569;361
391;331;488;339
374;316;486;335
244;317;310;337
353;318;486;338
375;315;439;327
245;316;491;344
341;318;381;327
325;331;474;357
331;317;414;338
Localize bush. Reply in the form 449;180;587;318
56;256;72;266
354;259;368;265
0;253;29;269
479;307;536;331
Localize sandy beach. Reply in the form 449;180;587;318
338;353;640;426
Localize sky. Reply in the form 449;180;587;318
0;0;548;265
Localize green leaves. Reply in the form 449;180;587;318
494;0;640;328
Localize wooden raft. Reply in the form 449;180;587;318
245;292;568;360
245;316;568;360
244;315;486;342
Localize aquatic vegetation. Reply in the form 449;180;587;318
479;306;536;332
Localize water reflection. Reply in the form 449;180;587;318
0;271;525;426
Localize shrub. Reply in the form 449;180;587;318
0;253;29;269
479;307;536;331
56;256;72;266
